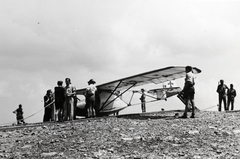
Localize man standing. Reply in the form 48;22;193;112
140;89;146;113
64;78;76;121
43;89;54;122
217;80;229;111
85;79;97;118
54;81;65;122
13;104;25;125
227;84;237;111
181;66;196;118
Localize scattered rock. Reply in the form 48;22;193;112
0;153;4;158
128;127;135;130
233;129;240;134
121;137;133;141
41;152;58;157
113;128;120;131
1;111;240;158
193;155;201;159
21;145;32;149
222;130;232;136
133;136;142;140
188;130;199;135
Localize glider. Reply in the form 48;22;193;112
75;66;201;117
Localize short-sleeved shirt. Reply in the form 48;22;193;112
85;84;97;101
65;85;76;98
185;71;195;85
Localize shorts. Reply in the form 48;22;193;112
55;101;64;109
184;86;195;100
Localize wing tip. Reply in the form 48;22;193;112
193;67;202;74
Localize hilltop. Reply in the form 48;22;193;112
1;110;240;159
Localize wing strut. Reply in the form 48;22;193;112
99;81;137;111
139;91;160;100
100;80;123;111
128;91;135;106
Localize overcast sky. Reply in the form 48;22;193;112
1;0;239;125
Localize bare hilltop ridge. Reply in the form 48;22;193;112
1;110;240;159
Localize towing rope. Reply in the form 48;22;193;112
200;104;218;110
122;99;219;111
24;100;55;120
0;100;55;126
0;97;219;126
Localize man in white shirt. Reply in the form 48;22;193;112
63;78;76;121
181;66;196;118
85;79;97;118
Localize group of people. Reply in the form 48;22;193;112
43;78;76;122
217;80;237;111
179;66;238;118
13;66;237;124
43;78;98;122
168;66;237;118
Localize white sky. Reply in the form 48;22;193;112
1;0;240;125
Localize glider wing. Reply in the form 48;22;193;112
96;66;201;91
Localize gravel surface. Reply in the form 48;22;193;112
1;110;240;159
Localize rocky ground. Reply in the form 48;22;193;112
1;110;240;159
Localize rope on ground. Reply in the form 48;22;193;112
200;104;218;111
128;100;219;111
0;100;55;126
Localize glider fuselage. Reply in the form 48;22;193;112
76;91;127;116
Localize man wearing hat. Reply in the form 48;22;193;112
64;78;76;121
85;79;97;118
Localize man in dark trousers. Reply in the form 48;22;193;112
217;80;229;111
227;84;237;111
43;89;54;122
13;104;25;125
55;81;65;122
140;89;146;113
